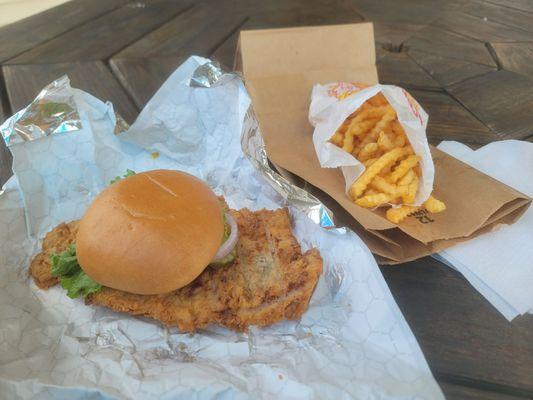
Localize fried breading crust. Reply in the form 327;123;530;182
29;208;323;332
29;221;79;289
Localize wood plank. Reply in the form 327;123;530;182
0;95;4;122
480;0;533;13
373;21;427;48
380;257;533;393
434;11;533;42
0;0;129;62
461;0;533;34
230;0;362;15
351;0;456;24
211;31;240;70
245;1;363;29
375;45;388;62
3;62;138;124
0;139;11;188
115;3;247;59
7;0;193;64
377;52;441;89
110;56;186;109
408;49;496;87
447;70;533;139
212;0;364;73
439;382;528;400
113;0;365;101
492;42;533;78
409;89;498;145
404;26;496;67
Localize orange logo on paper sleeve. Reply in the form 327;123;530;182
328;82;369;100
402;89;424;126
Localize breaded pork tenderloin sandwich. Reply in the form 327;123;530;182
30;169;323;332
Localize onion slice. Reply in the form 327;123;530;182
212;213;238;262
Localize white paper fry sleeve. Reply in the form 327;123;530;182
309;83;434;205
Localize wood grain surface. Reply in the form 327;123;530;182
0;0;130;62
3;62;138;123
382;258;533;395
491;42;533;78
110;56;186;108
7;0;193;64
0;1;532;399
447;70;533;139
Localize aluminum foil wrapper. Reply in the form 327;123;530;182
0;56;443;399
1;76;81;146
240;106;337;229
189;60;237;88
190;61;336;229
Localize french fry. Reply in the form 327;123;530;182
341;132;356;153
368;107;396;138
396;168;415;196
369;176;399;196
355;193;392;208
379;163;394;177
354;110;396;156
389;197;403;205
387;155;419;183
363;157;378;167
386;205;421;224
377;130;395;152
355;105;388;121
393;133;406;148
347;118;379;137
349;146;412;199
424;196;446;213
392;120;405;136
364;188;379;196
368;93;388;107
358;142;379;161
344;119;379;153
330;131;344;146
398;168;416;186
329;92;447;223
353;130;380;155
402;175;419;204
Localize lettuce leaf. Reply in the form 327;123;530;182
110;169;136;185
50;244;78;277
50;245;101;298
60;270;102;299
50;169;137;298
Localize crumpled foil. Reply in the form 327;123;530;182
1;76;81;146
240;106;337;229
189;60;237;88
0;56;443;399
190;61;336;229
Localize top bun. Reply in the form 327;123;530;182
76;169;224;295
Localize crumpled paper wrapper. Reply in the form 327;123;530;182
309;82;434;205
0;56;443;399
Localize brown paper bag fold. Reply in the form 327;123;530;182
236;23;531;264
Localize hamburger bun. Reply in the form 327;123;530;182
76;169;224;295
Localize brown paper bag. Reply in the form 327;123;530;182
235;23;531;264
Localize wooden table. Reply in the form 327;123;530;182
0;1;532;398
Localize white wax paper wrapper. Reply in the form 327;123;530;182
0;57;443;399
309;83;434;205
